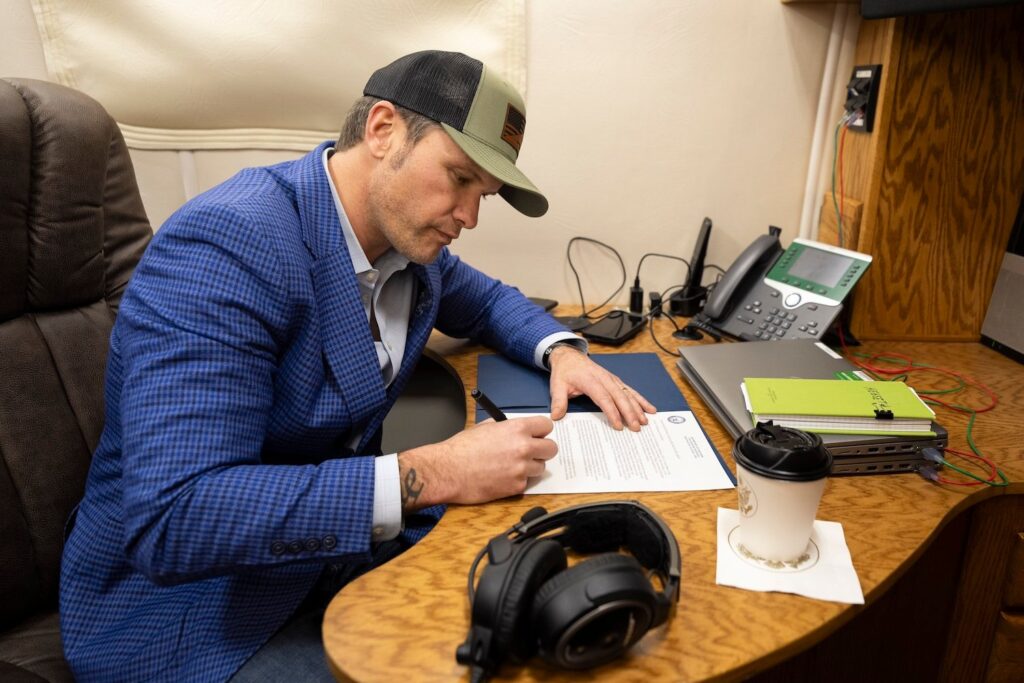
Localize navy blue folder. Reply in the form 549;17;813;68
475;352;690;422
475;352;732;484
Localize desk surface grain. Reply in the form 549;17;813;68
323;314;1024;682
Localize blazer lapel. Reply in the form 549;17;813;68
295;143;386;427
401;264;441;381
357;263;441;452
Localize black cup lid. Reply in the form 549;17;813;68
732;422;832;482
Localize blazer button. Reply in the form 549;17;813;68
270;541;286;556
287;540;303;554
305;538;321;552
322;535;338;550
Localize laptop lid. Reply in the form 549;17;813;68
676;339;947;473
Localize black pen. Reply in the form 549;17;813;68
471;388;507;422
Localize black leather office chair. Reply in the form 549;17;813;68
0;78;152;682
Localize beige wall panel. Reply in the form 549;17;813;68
132;150;306;230
450;0;836;307
26;0;526;150
0;0;49;78
193;150;306;196
127;150;187;232
6;0;837;307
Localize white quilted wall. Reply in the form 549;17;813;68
2;0;859;309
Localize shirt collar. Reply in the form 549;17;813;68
322;147;410;276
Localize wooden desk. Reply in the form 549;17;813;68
323;315;1024;682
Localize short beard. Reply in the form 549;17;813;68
389;139;413;171
366;157;439;266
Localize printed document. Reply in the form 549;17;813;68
512;411;735;494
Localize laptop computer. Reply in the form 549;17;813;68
676;339;947;475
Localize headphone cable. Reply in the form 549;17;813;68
466;545;488;603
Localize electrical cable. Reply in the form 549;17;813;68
838;123;849;249
834;325;1009;487
632;253;692;318
648;321;681;357
645;283;695;356
567;237;627;319
831;113;853;248
633;253;691;284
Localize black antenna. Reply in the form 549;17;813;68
670;217;712;317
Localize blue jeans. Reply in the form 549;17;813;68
228;607;335;682
230;539;407;682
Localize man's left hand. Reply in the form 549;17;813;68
548;346;657;431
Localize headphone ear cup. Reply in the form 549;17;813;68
530;553;658;670
488;538;568;664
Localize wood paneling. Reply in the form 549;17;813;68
987;612;1024;683
1003;532;1024;608
817;194;863;249
748;511;969;683
940;496;1024;681
846;6;1024;340
843;17;900;207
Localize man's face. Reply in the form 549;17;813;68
366;127;503;265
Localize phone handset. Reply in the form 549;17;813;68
702;228;783;320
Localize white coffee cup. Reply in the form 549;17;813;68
733;422;832;564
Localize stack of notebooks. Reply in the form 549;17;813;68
741;378;936;437
675;339;948;475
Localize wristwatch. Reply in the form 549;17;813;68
543;341;582;370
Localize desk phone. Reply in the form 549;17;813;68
694;230;873;341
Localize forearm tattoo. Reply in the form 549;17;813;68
402;467;424;508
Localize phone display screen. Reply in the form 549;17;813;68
787;248;853;288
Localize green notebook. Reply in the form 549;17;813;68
741;377;936;436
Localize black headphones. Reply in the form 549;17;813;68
455;501;681;681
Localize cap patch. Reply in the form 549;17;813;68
500;104;525;153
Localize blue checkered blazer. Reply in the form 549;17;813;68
59;141;566;682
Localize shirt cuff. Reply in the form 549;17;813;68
372;453;403;542
533;332;589;370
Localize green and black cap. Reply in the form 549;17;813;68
364;50;548;217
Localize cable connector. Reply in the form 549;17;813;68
649;291;663;318
629;277;644;316
920;447;944;466
916;465;940;483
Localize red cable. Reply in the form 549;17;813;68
832;329;1003;486
944;447;999;481
835;327;998;413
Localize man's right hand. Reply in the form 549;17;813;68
396;416;556;511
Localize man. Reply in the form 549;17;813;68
60;51;655;682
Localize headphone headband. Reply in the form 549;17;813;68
479;500;680;610
519;501;679;580
460;501;682;680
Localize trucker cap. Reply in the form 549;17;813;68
363;50;548;218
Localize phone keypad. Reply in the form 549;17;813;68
737;308;821;340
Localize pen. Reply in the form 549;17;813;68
471;388;507;422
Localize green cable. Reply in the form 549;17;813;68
831;120;844;248
846;350;1009;486
922;400;1009;487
